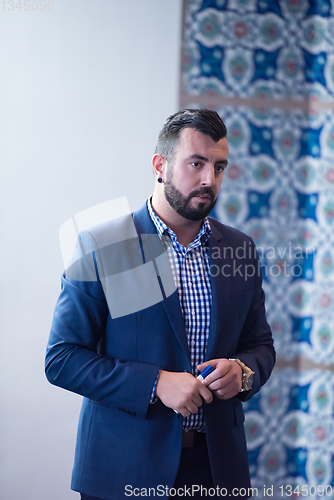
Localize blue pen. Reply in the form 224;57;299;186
173;365;214;414
196;364;214;383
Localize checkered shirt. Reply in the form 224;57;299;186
147;199;212;432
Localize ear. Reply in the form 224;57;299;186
152;154;166;177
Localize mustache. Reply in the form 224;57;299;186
188;187;215;200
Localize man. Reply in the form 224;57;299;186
46;109;275;499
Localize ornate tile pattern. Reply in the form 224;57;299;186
180;0;334;496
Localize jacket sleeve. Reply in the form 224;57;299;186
45;233;161;419
232;242;275;401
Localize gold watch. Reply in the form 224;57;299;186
229;358;255;392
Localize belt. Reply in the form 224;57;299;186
182;431;207;448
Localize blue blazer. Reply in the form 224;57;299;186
45;203;275;499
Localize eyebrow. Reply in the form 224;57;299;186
187;154;228;167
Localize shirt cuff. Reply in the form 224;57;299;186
150;369;161;404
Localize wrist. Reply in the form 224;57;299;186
155;369;167;399
229;358;255;392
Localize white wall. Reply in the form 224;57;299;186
0;1;182;498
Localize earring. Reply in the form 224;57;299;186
157;177;163;183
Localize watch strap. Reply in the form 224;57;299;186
229;358;255;392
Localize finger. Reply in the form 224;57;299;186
192;394;203;408
208;372;241;394
196;361;211;372
206;379;225;392
187;401;200;414
197;359;219;372
199;384;213;403
206;370;234;391
214;387;239;400
203;365;230;387
203;371;223;387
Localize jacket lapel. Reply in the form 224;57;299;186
205;220;232;361
132;204;191;362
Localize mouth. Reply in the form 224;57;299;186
194;194;212;201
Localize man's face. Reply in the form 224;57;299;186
163;128;229;221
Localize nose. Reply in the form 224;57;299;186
201;164;215;186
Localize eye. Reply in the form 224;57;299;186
215;165;226;173
191;162;201;168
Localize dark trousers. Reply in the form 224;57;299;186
172;438;216;499
81;433;218;500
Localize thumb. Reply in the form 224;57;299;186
197;359;219;372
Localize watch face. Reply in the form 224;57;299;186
242;370;254;391
245;373;254;390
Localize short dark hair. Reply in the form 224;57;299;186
155;108;227;161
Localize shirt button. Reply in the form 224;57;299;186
192;310;196;316
188;282;193;287
191;340;196;347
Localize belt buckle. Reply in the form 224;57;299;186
182;431;194;448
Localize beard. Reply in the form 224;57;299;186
164;174;217;221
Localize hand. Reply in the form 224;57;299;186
197;359;243;400
155;370;213;417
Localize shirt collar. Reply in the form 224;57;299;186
147;198;212;247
